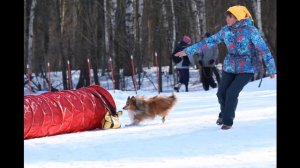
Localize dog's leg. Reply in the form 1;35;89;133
125;119;140;127
125;122;138;127
162;116;166;123
125;123;137;127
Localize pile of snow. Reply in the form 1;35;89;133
24;77;276;168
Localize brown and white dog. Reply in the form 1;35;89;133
122;94;177;126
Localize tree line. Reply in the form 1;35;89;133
24;0;276;90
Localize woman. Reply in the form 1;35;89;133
171;35;191;92
175;5;276;130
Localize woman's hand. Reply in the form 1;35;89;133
175;51;187;57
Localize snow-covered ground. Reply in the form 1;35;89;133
24;74;276;168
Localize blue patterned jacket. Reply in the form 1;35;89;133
184;18;276;75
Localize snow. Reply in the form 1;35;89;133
24;69;276;168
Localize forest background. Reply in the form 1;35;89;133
24;0;276;91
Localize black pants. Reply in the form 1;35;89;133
212;66;221;84
177;68;189;91
216;71;254;126
201;67;217;91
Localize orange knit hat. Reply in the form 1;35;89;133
227;5;253;21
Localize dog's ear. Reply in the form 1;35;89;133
127;96;130;100
131;96;136;101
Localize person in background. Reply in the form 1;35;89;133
175;5;276;130
207;32;221;85
198;32;220;91
171;35;191;92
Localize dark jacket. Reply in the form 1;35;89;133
199;45;219;67
171;41;191;67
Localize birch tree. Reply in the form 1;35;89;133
34;0;50;77
252;0;264;37
168;0;176;74
161;0;170;69
110;0;117;46
110;0;118;88
135;0;143;88
70;0;77;66
191;0;201;42
252;0;265;80
27;0;37;68
76;1;92;88
125;0;134;76
161;0;169;58
125;0;134;46
137;0;143;47
162;1;169;32
86;0;100;85
196;0;206;36
52;0;68;89
104;0;110;73
170;0;176;53
24;0;28;67
146;1;155;68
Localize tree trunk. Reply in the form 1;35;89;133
155;28;163;93
161;0;169;69
83;0;100;86
27;0;37;68
42;1;50;69
74;0;90;89
170;0;176;55
24;0;28;68
136;0;143;89
168;0;176;74
252;0;264;80
103;0;109;76
54;0;68;90
257;0;263;35
198;0;206;35
125;0;135;76
76;63;90;89
35;0;50;80
109;0;118;88
252;0;264;37
191;0;201;42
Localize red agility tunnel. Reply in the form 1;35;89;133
24;85;116;139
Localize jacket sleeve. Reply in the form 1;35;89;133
171;43;181;56
250;26;277;75
183;29;224;58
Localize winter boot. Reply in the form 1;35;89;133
221;124;232;130
216;118;223;125
174;83;181;92
185;84;188;92
211;82;217;88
